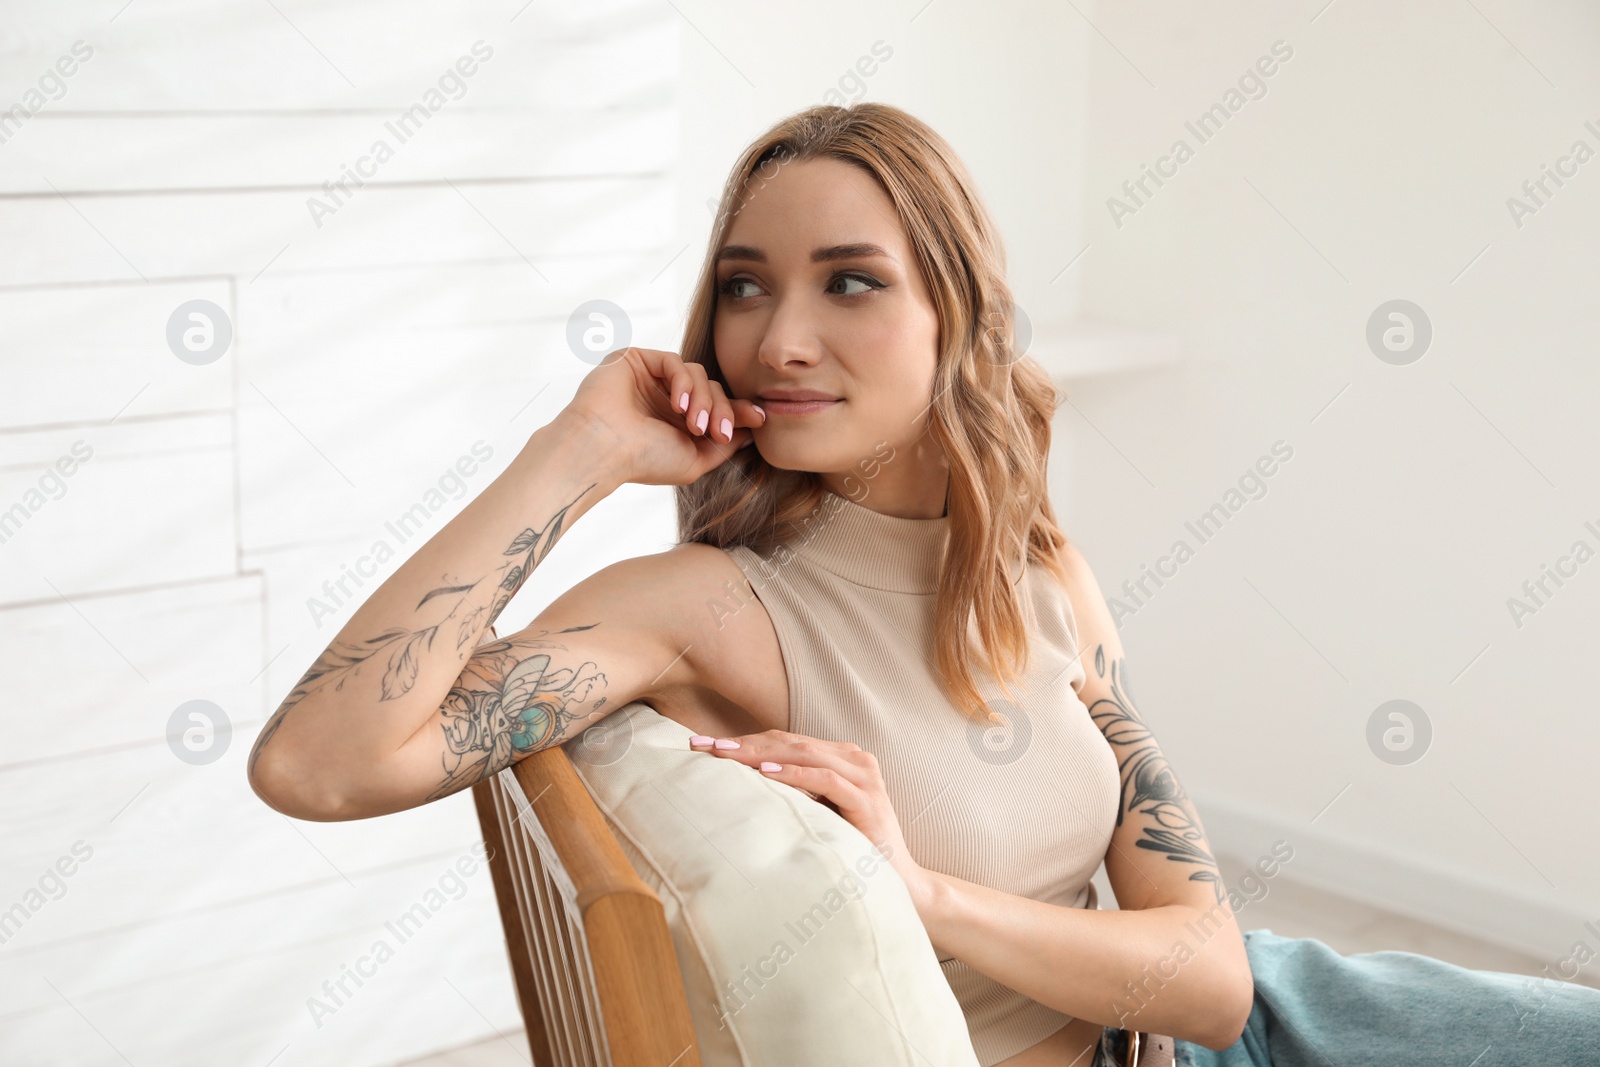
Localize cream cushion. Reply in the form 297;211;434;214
566;701;982;1066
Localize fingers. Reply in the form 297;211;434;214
679;361;715;437
732;397;768;435
689;375;759;444
688;733;860;815
665;357;722;441
690;732;868;782
632;349;703;434
637;349;766;445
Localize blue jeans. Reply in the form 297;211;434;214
1093;928;1600;1067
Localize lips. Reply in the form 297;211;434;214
758;396;842;416
757;390;840;402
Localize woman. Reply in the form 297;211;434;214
248;103;1600;1067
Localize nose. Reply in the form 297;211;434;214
755;291;825;372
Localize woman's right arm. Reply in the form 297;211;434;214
246;347;765;822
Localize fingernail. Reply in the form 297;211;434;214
759;761;782;772
753;404;765;418
713;738;740;750
719;417;732;440
679;391;690;412
689;735;714;747
696;409;709;433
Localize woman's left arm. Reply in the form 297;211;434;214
694;546;1255;1051
919;545;1255;1049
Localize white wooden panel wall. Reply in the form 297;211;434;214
0;2;681;1064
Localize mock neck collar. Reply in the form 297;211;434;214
788;489;951;594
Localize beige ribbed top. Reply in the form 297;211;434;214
722;489;1121;1067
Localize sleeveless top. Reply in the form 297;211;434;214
721;489;1122;1067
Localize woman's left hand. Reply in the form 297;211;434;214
690;730;938;913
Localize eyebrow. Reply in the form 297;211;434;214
714;242;893;265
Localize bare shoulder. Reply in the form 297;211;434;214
656;541;790;733
1049;541;1126;684
532;544;721;674
539;542;788;729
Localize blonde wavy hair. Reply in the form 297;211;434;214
675;102;1072;725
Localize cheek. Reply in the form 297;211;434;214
712;317;752;385
855;317;937;398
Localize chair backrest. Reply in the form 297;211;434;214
471;745;703;1067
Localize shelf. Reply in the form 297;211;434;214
1022;317;1181;381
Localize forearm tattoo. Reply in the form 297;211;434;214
1085;645;1225;905
248;483;596;779
424;626;609;801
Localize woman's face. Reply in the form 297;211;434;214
713;157;945;505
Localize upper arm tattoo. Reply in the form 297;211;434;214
1084;645;1225;906
424;626;610;802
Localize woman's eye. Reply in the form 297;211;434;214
718;277;760;299
830;273;880;297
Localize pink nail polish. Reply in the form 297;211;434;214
719;417;732;440
753;404;765;418
713;738;740;750
760;761;782;772
679;391;689;412
689;735;714;746
696;409;709;433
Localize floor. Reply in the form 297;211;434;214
1209;851;1599;991
395;851;1598;1066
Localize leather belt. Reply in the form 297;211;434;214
1120;1028;1175;1067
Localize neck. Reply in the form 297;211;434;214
818;438;951;520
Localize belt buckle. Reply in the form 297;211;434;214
1121;1028;1142;1067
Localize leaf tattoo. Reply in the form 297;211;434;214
1086;646;1224;905
249;483;598;779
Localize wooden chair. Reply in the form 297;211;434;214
471;746;703;1067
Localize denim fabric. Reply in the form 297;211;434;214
1092;928;1600;1067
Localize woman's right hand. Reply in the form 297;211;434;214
562;347;767;488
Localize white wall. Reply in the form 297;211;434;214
0;2;680;1065
1063;0;1600;963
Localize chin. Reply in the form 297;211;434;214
755;438;867;478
